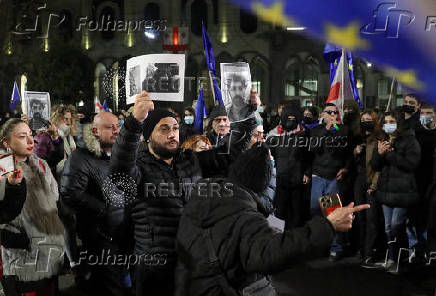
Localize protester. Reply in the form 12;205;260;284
309;102;352;261
59;112;131;296
371;111;421;274
249;124;264;148
0;119;65;296
353;110;386;267
266;105;311;229
181;135;211;152
206;105;231;146
110;91;258;296
302;106;320;130
179;107;201;144
268;102;286;133
175;145;369;296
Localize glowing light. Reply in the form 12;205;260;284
221;24;228;43
82;29;91;50
286;27;306;31
144;31;156;39
367;62;372;68
44;39;49;52
78;100;84;106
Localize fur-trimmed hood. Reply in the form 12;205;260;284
82;123;103;157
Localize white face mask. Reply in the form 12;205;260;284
383;123;397;134
257;106;264;113
420;115;434;126
58;124;71;136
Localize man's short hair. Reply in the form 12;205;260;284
421;105;435;112
30;100;43;108
227;73;247;88
405;93;422;105
323;102;337;110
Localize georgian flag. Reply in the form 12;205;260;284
326;51;354;120
94;97;103;113
163;27;189;53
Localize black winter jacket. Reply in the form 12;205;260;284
60;127;132;261
110;115;255;268
176;179;334;296
309;124;352;179
371;129;421;207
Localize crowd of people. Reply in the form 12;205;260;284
0;89;434;296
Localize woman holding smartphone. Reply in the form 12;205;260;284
0;119;65;296
370;111;421;274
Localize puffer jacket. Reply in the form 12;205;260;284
60;125;132;261
176;179;335;296
371;128;421;207
110;115;255;268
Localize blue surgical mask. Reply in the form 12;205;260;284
184;116;194;125
257;106;264;113
119;119;124;127
383;123;397;134
420;115;434;126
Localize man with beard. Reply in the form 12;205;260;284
28;99;50;131
111;91;258;296
59;112;131;296
227;74;254;122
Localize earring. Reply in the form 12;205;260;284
6;147;11;153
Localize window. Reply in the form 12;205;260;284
191;0;208;36
94;63;107;100
144;3;160;21
240;9;257;33
100;6;116;40
252;81;261;95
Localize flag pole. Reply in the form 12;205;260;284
340;49;345;117
386;77;395;112
208;70;217;104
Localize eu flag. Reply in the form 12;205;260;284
102;100;111;112
230;0;436;104
194;89;207;132
202;22;224;106
10;81;21;112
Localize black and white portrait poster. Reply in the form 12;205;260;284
126;54;185;104
23;91;51;130
220;62;253;122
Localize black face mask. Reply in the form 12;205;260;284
343;112;356;124
360;121;374;132
304;116;315;124
402;105;415;114
284;119;298;131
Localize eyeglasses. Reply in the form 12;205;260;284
324;110;338;115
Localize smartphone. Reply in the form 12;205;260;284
318;193;343;217
0;155;15;176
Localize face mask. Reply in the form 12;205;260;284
360;121;374;132
303;116;315;125
58;124;71;136
383;123;397;134
257;106;264;113
420;115;434;126
119;120;124;127
284;120;298;131
184;116;194;125
402;105;415;114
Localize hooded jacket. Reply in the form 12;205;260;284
371;128;421;207
176;179;335;296
60;125;132;261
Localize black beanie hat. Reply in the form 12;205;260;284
281;105;303;125
228;144;272;193
209;105;228;122
142;109;177;140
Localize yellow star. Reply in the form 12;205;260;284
252;1;295;27
325;22;369;50
386;68;425;90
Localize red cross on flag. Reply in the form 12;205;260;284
163;27;189;53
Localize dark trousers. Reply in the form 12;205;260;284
1;276;58;296
135;264;175;296
86;264;131;296
428;188;436;252
364;196;387;258
352;173;368;254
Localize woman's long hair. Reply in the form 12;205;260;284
50;104;78;136
360;109;383;142
380;111;405;142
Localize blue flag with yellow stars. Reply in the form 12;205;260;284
231;0;436;104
